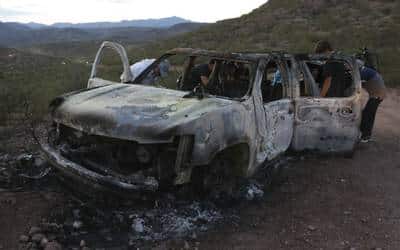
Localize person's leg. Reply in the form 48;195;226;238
360;97;383;139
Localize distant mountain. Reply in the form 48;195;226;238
0;22;31;32
24;22;48;29
52;16;191;29
16;16;192;30
0;21;207;47
0;22;92;47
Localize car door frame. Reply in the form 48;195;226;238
291;54;362;153
252;56;295;172
88;41;133;88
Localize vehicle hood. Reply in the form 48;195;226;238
52;84;233;142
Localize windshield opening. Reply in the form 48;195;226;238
131;54;256;100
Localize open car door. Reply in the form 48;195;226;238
291;54;362;153
253;57;295;168
88;41;133;88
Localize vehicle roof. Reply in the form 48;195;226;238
165;48;266;62
133;49;355;83
165;48;354;63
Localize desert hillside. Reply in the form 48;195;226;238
132;0;400;85
1;0;399;125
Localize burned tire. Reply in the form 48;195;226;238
194;144;250;201
203;157;240;198
260;158;286;190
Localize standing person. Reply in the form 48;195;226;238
126;58;170;85
358;59;387;142
314;40;347;98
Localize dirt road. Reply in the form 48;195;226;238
1;89;400;250
168;89;400;250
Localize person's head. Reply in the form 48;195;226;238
314;40;333;54
208;59;216;70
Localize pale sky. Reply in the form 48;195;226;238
0;0;267;24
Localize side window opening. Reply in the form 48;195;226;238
301;60;354;98
136;54;254;100
180;56;197;90
215;60;251;99
298;61;322;97
343;62;355;97
261;60;284;103
151;54;188;90
196;58;252;99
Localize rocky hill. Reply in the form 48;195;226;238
133;0;400;85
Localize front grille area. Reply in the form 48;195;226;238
49;124;179;183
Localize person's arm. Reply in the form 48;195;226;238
319;62;333;97
200;64;212;86
320;76;332;97
200;76;210;86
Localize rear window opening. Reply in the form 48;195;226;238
300;59;355;98
133;54;255;100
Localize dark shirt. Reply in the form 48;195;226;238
321;60;346;97
191;64;211;84
223;80;249;98
181;64;211;91
308;64;324;85
360;66;377;82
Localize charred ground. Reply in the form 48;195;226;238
1;90;399;249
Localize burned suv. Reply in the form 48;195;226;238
40;42;362;194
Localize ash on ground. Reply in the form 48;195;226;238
18;188;238;249
1;151;293;249
0;152;57;191
55;198;229;249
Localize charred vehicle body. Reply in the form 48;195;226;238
40;42;362;194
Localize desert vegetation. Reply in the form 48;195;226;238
1;0;399;126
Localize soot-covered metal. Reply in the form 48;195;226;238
40;42;362;195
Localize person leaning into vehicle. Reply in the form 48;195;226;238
126;58;170;85
314;41;347;98
183;59;216;90
357;59;387;142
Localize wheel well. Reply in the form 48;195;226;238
211;143;250;177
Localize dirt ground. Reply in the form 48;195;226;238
1;89;400;250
